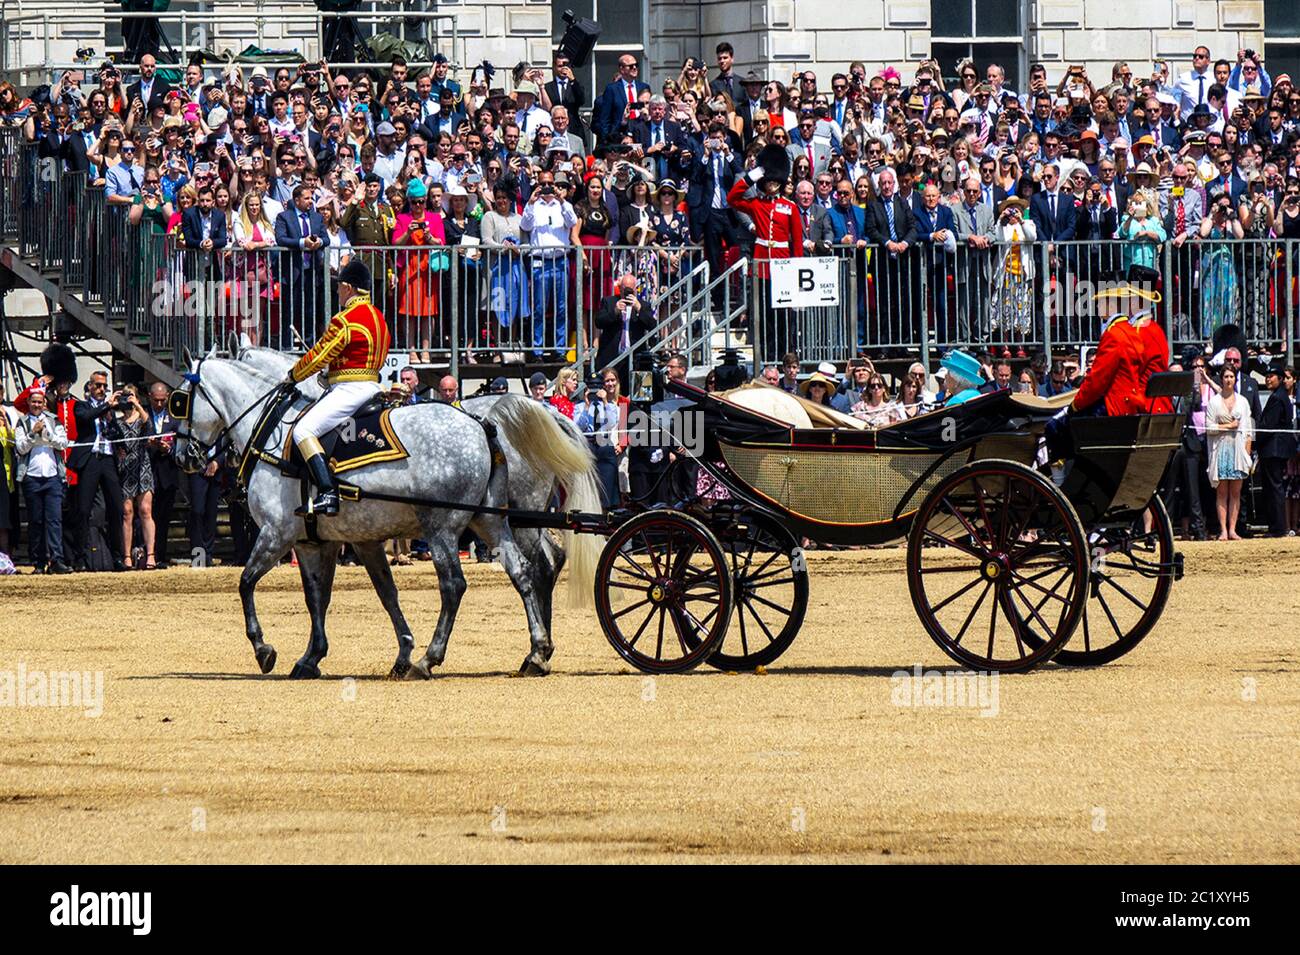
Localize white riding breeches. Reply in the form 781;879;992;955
295;380;383;452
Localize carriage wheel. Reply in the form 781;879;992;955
704;510;809;671
907;460;1090;673
594;510;734;674
1019;497;1176;666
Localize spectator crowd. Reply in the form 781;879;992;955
4;37;1300;569
6;41;1300;361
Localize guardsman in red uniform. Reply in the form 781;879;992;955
1072;266;1174;416
287;259;391;515
728;143;803;356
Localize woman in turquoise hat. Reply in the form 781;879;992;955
939;349;987;406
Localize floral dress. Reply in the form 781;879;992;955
1199;226;1238;339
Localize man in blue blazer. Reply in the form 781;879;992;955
914;184;958;333
595;55;650;142
181;186;229;252
274;184;327;348
826;181;870;343
629;96;689;180
1028;164;1077;241
686;125;744;304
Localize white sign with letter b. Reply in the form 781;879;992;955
770;257;839;308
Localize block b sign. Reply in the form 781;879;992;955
769;257;839;309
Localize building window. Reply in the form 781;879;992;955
553;0;648;107
931;0;1025;91
1265;0;1300;87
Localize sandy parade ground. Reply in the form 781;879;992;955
1;540;1296;864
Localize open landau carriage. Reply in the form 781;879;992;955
593;371;1190;674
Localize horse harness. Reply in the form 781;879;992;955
169;364;582;541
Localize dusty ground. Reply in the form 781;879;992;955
0;540;1296;864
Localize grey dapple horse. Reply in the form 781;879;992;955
233;343;590;648
172;353;601;679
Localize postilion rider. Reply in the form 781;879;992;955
285;259;391;516
1070;265;1174;417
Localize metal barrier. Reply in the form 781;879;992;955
5;143;1300;375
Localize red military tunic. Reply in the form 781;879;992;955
727;179;804;279
290;293;391;385
1072;314;1174;416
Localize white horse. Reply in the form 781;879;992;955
233;343;590;651
172;351;601;678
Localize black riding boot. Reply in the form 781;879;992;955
297;452;340;516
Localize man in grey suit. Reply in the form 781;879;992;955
951;177;998;344
549;105;587;158
793;181;834;254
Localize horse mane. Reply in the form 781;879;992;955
223;355;284;386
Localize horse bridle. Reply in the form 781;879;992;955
170;355;294;472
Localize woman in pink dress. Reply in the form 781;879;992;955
393;178;447;350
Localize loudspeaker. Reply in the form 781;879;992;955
558;10;601;67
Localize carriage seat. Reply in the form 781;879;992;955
716;383;868;430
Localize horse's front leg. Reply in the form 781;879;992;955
352;540;417;678
289;542;337;679
239;525;295;673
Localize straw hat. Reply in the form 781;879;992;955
798;372;838;398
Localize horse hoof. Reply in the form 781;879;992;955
518;657;551;677
404;659;433;681
389;659;412;680
289;661;321;680
255;644;277;674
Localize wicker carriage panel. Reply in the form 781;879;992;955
719;443;972;525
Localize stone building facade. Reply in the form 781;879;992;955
3;1;1295;99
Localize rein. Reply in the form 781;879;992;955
174;356;295;470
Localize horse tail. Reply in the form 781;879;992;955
486;395;601;608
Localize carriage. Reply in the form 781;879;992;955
585;371;1190;675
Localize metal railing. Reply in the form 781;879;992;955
1;7;460;87
2;126;1298;376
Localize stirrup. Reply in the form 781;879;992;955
296;490;340;517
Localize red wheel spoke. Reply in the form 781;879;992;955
639;530;664;578
953;580;993;646
736;599;751;656
1001;588;1030;658
746;590;794;616
747;575;797;590
1007;584;1052;654
973;480;996;548
615;549;654;582
928;574;986;614
654;607;666;659
612;597;652;621
940;494;988;549
745;602;781;646
1008;569;1073;604
922;528;986;561
1098;573;1152;612
626;605;658;649
608;579;649;592
1094;588;1126;640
